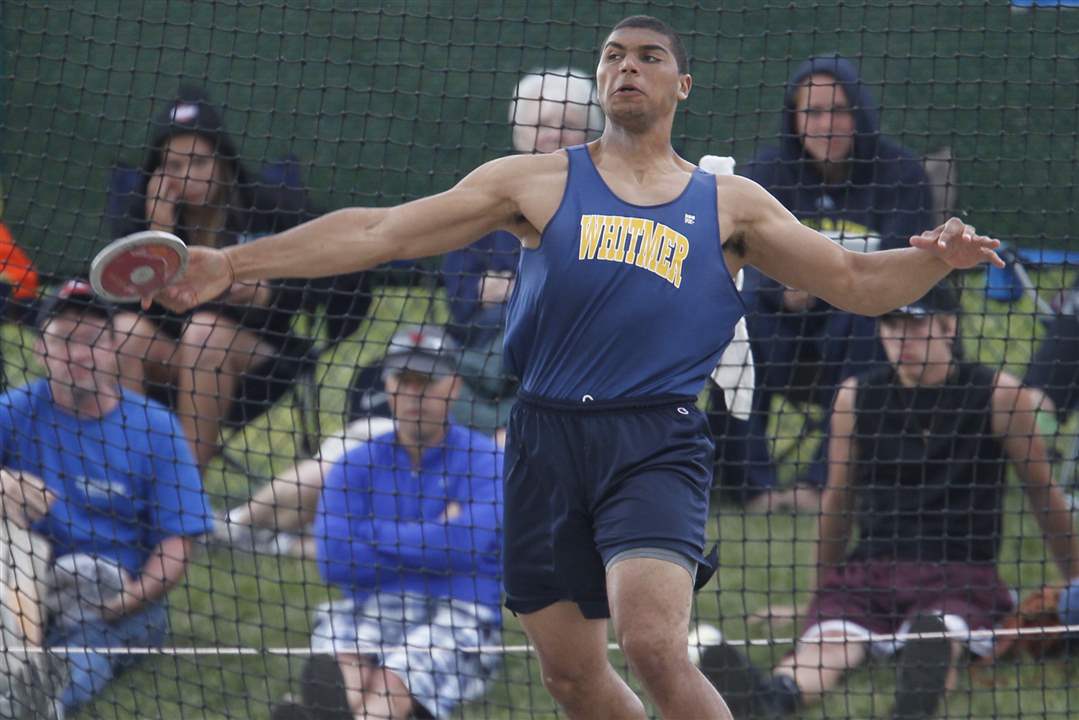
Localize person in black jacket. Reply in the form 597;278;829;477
713;55;936;509
109;86;352;469
703;282;1079;720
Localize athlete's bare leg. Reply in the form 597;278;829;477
608;557;733;719
517;602;646;720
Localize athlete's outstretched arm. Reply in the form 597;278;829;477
722;177;1003;317
151;154;536;310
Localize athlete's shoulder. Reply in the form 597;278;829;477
475;150;568;176
462;151;567;197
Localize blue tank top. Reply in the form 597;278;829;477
503;145;745;401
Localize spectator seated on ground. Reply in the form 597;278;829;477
702;282;1079;720
711;54;935;511
107;85;366;470
0;280;211;718
215;324;515;558
268;324;503;720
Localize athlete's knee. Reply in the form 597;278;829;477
617;624;691;682
539;657;607;705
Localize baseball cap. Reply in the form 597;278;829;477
382;326;458;377
144;85;243;175
884;281;961;319
36;279;115;331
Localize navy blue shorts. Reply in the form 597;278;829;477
503;393;715;619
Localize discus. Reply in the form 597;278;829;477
89;230;188;302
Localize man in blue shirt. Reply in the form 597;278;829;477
281;325;502;720
0;279;212;717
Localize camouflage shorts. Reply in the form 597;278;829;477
310;592;502;718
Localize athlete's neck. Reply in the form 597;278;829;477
595;120;680;172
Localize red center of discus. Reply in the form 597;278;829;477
98;245;181;298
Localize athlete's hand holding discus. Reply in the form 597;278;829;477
143;244;235;310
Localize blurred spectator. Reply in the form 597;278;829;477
108;86;335;469
268;324;503;720
0;280;211;717
1024;279;1079;420
0;221;41;392
215;68;604;553
0;221;40;310
443;66;604;436
712;55;935;509
702;282;1079;719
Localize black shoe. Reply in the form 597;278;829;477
700;641;785;719
270;698;315;720
892;614;951;720
300;654;353;720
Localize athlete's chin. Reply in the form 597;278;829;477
606;107;655;133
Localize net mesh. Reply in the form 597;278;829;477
1;1;1078;718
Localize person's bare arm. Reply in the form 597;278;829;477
153;153;553;310
719;176;1003;316
0;469;55;528
814;377;859;587
100;535;193;621
992;373;1079;581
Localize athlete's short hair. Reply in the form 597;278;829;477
509;67;605;138
610;15;689;74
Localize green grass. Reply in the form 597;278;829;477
4;279;1079;718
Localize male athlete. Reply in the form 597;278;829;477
150;15;1003;720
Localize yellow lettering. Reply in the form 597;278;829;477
667;234;690;288
623;218;648;265
578;215;602;260
647;225;669;273
635;222;662;270
580;215;689;289
599;215;624;262
655;232;675;279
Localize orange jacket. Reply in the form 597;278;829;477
0;223;39;300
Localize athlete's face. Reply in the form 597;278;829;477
596;27;690;131
879;313;957;385
793;74;856;165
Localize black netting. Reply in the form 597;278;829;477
1;2;1078;718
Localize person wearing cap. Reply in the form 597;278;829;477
265;324;502;720
702;281;1079;720
108;85;333;470
216;326;459;556
0;280;212;716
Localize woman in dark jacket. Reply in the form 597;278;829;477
110;87;319;469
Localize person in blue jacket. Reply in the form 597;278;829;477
0;279;212;717
290;325;503;720
712;55;936;509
